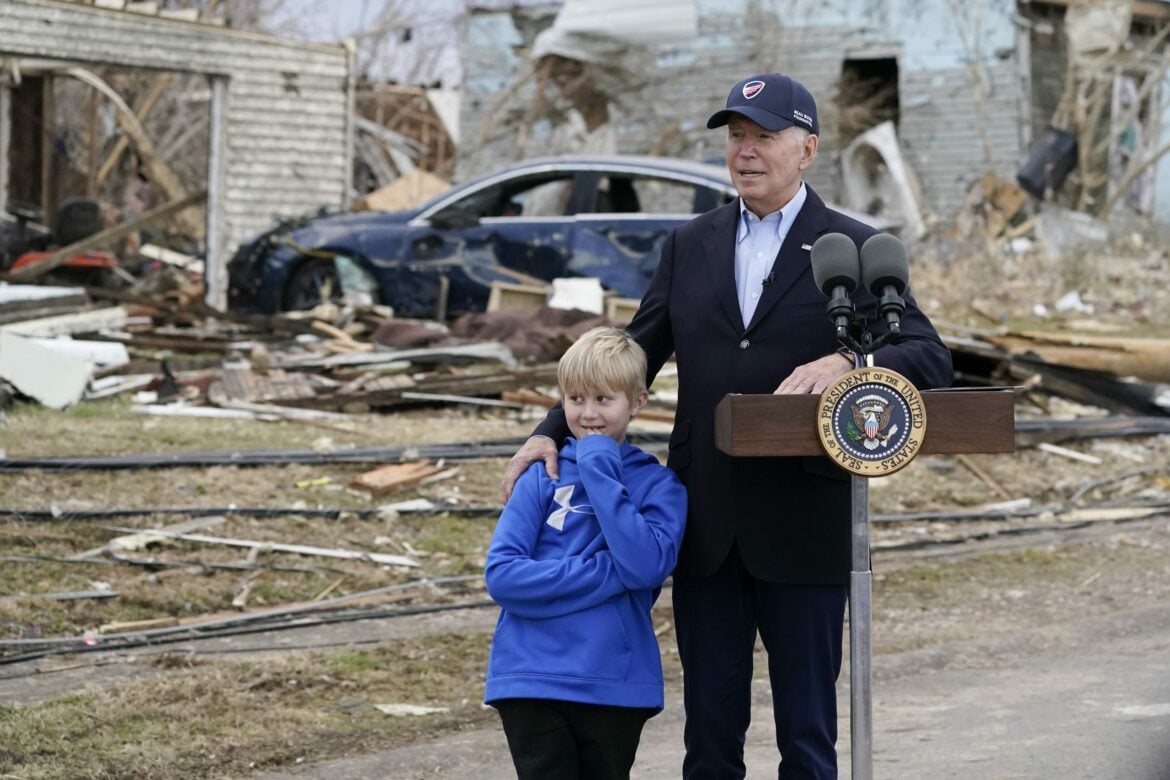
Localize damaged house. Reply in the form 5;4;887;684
461;0;1170;231
0;0;355;308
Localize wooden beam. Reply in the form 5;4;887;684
104;526;421;568
3;190;206;282
95;74;172;187
349;461;442;496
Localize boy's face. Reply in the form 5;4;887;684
563;385;649;444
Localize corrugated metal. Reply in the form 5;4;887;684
0;0;353;308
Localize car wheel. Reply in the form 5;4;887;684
282;258;340;311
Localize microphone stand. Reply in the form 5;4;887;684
837;315;898;780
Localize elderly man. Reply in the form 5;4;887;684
502;73;953;779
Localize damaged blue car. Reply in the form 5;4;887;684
226;155;739;319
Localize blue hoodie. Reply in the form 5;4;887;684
484;435;687;710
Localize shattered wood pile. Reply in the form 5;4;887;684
0;282;625;417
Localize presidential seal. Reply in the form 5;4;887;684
816;367;927;477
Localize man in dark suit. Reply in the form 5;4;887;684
501;73;953;778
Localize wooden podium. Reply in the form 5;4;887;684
715;387;1016;779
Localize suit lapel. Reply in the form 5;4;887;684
745;187;832;332
702;202;744;331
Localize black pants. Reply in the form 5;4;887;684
495;697;657;779
674;544;847;779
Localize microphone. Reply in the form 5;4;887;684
762;272;775;287
860;233;909;333
810;233;860;336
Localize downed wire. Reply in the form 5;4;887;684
1;553;337;575
0;432;671;472
0;505;503;523
1;418;1167;473
0;575;487;665
0;599;495;669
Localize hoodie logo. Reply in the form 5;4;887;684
545;484;593;531
743;80;765;100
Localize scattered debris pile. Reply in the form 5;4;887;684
0;281;622;418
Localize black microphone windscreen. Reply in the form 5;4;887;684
810;233;860;296
860;233;909;295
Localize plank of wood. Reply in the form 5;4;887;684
0;589;117;604
502;388;558;406
101;526;420;568
986;331;1170;382
349;461;442;496
71;515;226;560
955;454;1013;501
98;616;180;634
1037;442;1104;465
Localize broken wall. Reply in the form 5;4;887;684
460;0;1027;220
1022;1;1170;223
0;0;354;307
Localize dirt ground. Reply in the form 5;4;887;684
1;236;1169;777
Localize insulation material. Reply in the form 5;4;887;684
1065;0;1132;61
547;277;604;314
533;0;698;64
840;121;929;238
0;331;92;409
426;88;462;146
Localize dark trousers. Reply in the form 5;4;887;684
673;544;847;780
495;697;657;779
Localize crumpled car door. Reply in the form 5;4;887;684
389;215;573;318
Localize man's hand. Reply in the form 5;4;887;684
500;435;559;502
774;352;853;395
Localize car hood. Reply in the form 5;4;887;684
278;209;417;257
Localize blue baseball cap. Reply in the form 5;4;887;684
707;73;819;135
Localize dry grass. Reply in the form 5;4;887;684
0;399;536;458
0;506;496;640
0;633;495;779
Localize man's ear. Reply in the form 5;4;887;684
630;389;650;416
799;133;819;171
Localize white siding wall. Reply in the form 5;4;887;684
0;0;353;302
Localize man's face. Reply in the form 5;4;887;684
725;114;818;218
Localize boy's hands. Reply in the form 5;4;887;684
500;435;559;501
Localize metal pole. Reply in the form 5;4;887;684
0;80;10;216
851;348;873;780
850;473;873;780
204;75;227;311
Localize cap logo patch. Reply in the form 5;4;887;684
742;80;765;100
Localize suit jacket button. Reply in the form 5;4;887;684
738;339;750;350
